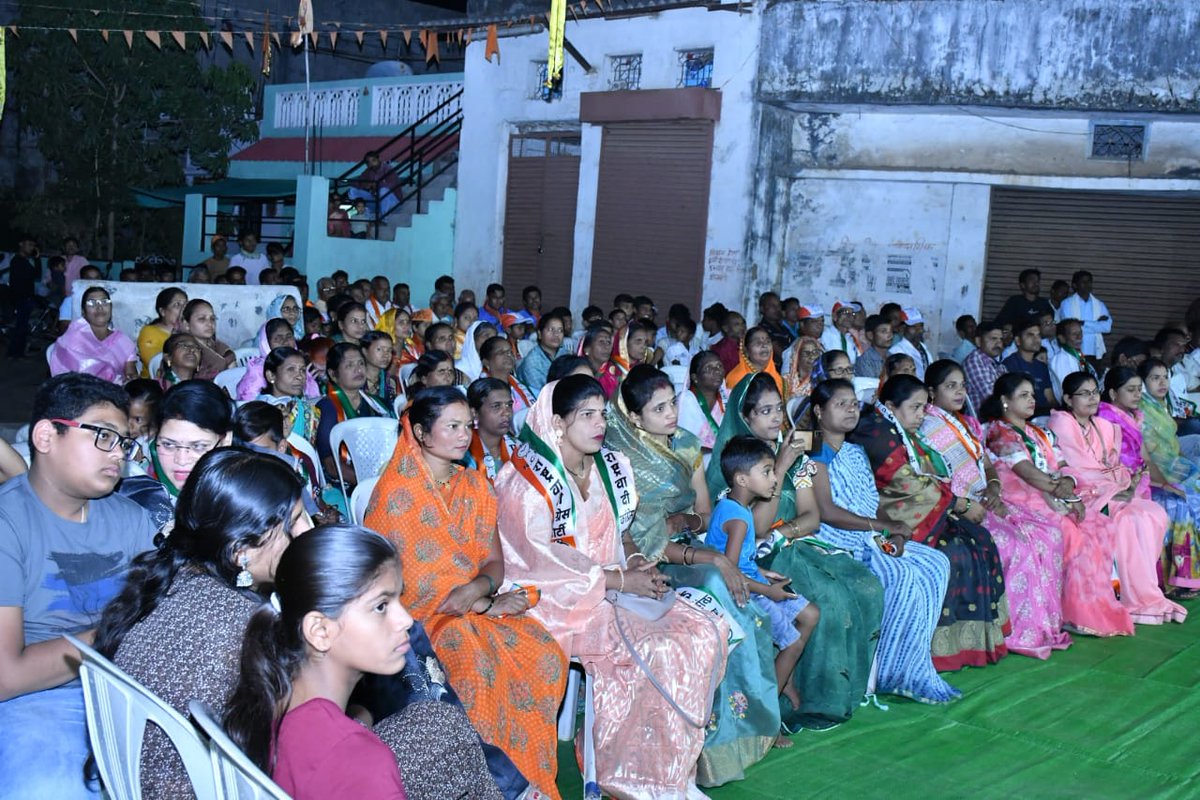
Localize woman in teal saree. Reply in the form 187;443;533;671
705;372;884;730
605;365;780;784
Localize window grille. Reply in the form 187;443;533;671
677;49;714;88
608;54;642;91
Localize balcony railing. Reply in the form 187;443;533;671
263;73;464;138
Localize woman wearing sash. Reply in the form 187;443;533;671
676;351;729;460
1047;371;1186;626
376;306;423;367
724;327;784;396
365;387;568;797
606;365;781;785
848;375;1010;671
705;373;884;729
922;361;1071;659
466;378;519;484
480;336;534;433
495;376;729;799
313;342;394;487
982;373;1134;636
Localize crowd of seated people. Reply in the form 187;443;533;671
9;251;1200;800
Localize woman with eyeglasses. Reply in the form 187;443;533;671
49;286;138;384
1047;371;1186;627
136;287;187;377
118;380;235;534
157;333;202;389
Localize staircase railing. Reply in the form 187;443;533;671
328;89;463;239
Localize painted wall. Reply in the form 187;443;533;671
453;6;761;314
760;0;1200;112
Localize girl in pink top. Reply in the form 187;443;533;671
224;525;413;800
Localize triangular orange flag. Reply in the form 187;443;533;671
464;28;472;45
198;30;210;49
8;26;17;36
485;24;499;62
146;31;162;48
379;30;388;49
329;31;338;49
171;30;186;49
244;31;255;51
271;31;281;49
354;31;364;47
402;29;411;46
100;29;109;42
67;28;77;43
123;30;134;49
219;30;232;50
426;32;440;63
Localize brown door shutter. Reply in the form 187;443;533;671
983;187;1200;343
589;121;712;315
502;135;581;311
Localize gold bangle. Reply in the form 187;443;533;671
628;551;648;563
618;569;625;592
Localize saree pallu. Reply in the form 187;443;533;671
496;399;728;799
1047;411;1186;626
985;420;1133;637
708;375;884;730
365;422;568;798
725;343;784;397
195;338;233;380
850;408;1009;671
50;317;136;383
810;442;959;703
604;408;777;786
1140;395;1200;588
923;407;1070;660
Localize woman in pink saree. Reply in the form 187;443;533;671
50;286;138;383
495;375;729;800
983;373;1134;637
1047;371;1185;627
922;361;1070;659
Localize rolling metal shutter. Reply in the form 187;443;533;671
982;187;1200;343
589;121;712;315
502;135;580;310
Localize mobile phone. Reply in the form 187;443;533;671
790;430;823;454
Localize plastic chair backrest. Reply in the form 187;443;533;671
148;353;163;379
45;342;57;370
350;475;379;525
66;634;216;800
662;364;688;394
213;367;249;398
399;363;417;387
392;393;407;419
188;701;291;800
233;347;259;368
285;432;324;490
329;417;398;489
852;376;880;404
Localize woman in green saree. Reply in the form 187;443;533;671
605;365;782;784
705;372;884;730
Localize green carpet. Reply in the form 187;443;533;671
555;611;1200;799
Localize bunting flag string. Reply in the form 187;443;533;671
145;30;160;49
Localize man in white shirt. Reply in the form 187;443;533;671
889;307;933;380
228;232;270;286
1055;270;1111;359
694;303;727;352
819;301;861;364
365;275;393;327
1049;318;1095;402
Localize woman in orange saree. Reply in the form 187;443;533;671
365;387;568;797
495;376;729;800
724;327;784;396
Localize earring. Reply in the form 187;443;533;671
1002;402;1009;411
236;554;253;588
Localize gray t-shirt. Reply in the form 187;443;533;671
0;474;156;646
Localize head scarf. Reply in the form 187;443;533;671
266;294;304;340
456;319;488;381
604;388;702;560
412;308;435;324
783;335;823;400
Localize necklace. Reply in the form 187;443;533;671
566;459;589;481
1079;417;1115;469
434;467;456;488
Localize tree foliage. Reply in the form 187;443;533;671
10;1;257;257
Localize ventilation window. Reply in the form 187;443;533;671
678;49;714;88
608;54;642;91
1091;123;1146;160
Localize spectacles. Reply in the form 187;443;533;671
50;419;140;459
1071;389;1100;399
699;364;725;375
827;366;854;377
157;438;219;457
84;298;112;309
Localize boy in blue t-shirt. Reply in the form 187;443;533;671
707;436;820;744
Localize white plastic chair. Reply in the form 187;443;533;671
233;347;259;368
853;376;880;404
66;634;216;800
286;432;324;490
188;701;291;800
663;364;688;395
213;367;249;398
399;363;418;387
350;475;379;525
329;417;398;489
556;661;597;797
391;392;407;419
148;353;163;378
45;342;57;370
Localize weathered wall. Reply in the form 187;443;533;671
760;0;1200;112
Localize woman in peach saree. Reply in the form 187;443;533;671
365;387;568;797
495;376;729;800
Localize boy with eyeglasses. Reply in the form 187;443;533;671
0;373;156;798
